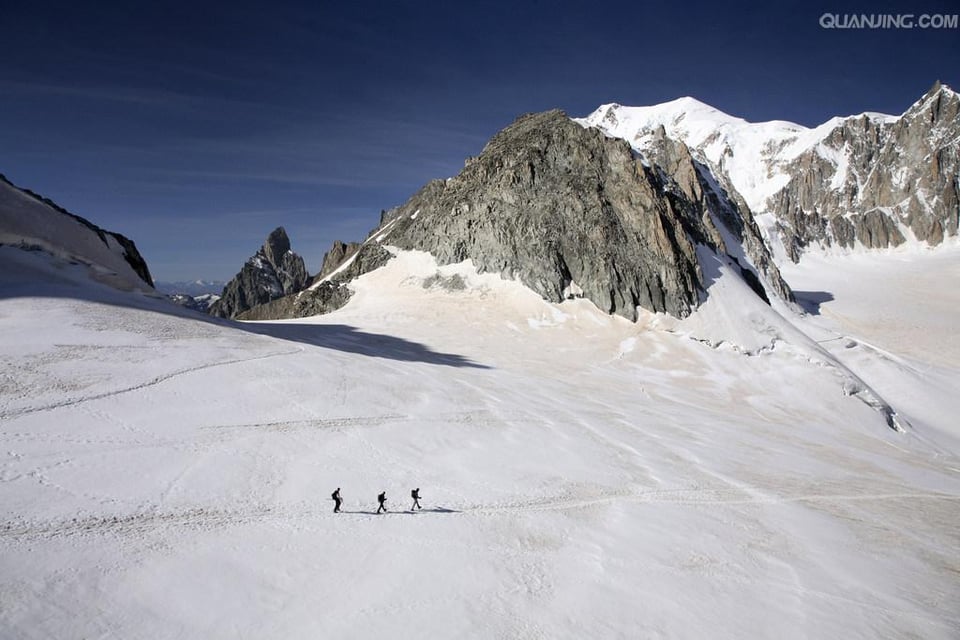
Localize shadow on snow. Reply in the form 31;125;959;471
245;322;490;369
0;250;491;370
792;290;835;316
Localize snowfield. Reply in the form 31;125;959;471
1;245;959;639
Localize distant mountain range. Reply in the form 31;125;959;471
154;280;227;296
166;292;221;313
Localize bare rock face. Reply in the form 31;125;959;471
326;243;393;283
209;227;309;318
356;110;790;320
237;242;392;321
640;127;793;305
237;281;351;320
772;83;959;259
317;240;361;280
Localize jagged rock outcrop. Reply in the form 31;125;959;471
326;242;393;282
641;126;793;304
317;240;361;280
0;173;153;289
239;110;793;323
236;242;392;320
161;86;960;323
237;281;351;320
346;110;789;320
772;83;959;260
209;227;309;318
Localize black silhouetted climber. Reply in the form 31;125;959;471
332;488;342;513
377;491;387;514
411;488;422;510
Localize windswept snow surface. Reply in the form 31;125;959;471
781;242;960;453
1;246;959;639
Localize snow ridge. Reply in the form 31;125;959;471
574;96;904;214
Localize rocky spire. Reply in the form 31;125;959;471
208;226;309;319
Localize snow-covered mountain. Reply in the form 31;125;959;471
0;174;153;291
167;292;222;313
576;82;959;260
576;95;810;214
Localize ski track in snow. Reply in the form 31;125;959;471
0;346;304;420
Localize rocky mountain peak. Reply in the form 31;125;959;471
209;227;309;319
908;81;958;123
233;87;953;324
262;226;292;267
769;84;959;259
326;107;792;320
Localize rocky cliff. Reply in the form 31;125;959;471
317;240;361;280
209;227;309;318
237;242;392;320
771;83;959;260
252;86;958;322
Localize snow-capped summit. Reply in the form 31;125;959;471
578;96;798;150
228;83;955;328
576;98;808;214
577;83;959;259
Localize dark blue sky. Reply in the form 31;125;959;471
2;0;958;281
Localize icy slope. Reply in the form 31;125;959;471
0;175;153;290
781;242;960;453
1;247;958;639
